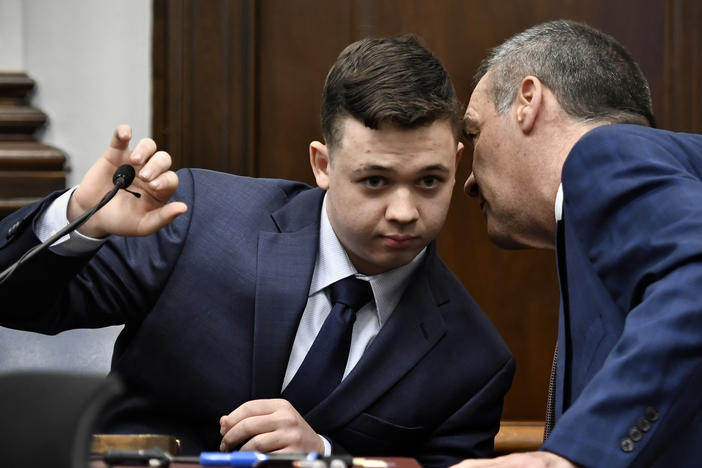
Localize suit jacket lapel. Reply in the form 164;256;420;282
252;188;324;398
306;245;448;431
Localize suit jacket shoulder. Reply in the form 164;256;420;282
545;124;702;467
562;124;702;311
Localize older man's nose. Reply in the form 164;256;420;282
464;172;479;197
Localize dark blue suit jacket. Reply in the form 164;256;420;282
0;169;514;468
542;125;702;467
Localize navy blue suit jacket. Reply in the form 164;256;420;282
542;125;702;467
0;169;514;468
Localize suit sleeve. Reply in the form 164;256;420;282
542;127;702;467
0;169;195;334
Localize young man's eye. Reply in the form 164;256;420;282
419;176;441;188
363;176;385;188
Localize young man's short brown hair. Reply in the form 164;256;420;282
321;35;463;151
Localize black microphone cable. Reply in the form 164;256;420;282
0;165;140;285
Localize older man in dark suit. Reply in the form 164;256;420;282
454;20;702;468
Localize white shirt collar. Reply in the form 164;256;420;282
555;183;564;222
309;194;426;326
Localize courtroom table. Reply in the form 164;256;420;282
90;436;421;468
92;457;420;468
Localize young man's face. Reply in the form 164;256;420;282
310;117;462;276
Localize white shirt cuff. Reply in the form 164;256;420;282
35;186;109;255
319;434;332;456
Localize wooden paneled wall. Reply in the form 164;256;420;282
152;0;702;420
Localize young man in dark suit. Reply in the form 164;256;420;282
0;36;513;467
453;20;702;468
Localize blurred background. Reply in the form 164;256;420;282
1;0;701;421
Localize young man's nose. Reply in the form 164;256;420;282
385;189;419;223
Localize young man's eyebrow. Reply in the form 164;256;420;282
351;164;449;174
420;164;450;174
351;165;392;176
351;164;450;176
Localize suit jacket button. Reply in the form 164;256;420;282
621;437;635;452
629;427;643;442
637;417;651;432
645;406;659;422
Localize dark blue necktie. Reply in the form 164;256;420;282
283;276;373;414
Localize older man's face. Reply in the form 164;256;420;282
463;72;538;249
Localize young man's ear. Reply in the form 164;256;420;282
309;141;331;190
516;75;543;133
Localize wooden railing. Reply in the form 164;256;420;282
0;73;67;219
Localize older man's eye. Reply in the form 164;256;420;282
463;130;478;143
